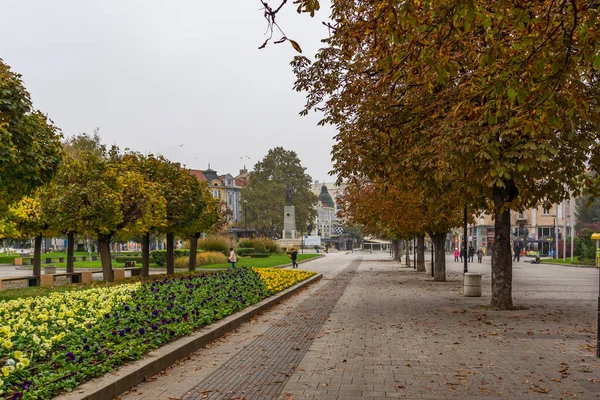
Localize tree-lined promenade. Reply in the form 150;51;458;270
276;0;600;310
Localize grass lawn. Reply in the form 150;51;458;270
541;257;596;266
202;253;322;269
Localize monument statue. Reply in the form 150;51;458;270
285;184;294;206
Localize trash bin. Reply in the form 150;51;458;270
463;273;482;297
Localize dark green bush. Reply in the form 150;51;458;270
150;249;191;267
238;237;280;254
236;248;255;257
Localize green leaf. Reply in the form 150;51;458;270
594;53;600;70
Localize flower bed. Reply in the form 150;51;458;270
0;267;315;399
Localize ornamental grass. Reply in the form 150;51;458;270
0;266;315;399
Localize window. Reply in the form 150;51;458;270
542;207;550;215
212;190;220;198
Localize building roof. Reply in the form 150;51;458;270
188;169;207;182
319;184;335;208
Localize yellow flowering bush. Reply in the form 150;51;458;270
253;267;316;293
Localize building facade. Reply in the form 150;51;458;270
189;167;243;223
461;197;576;256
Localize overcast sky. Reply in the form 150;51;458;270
1;0;336;182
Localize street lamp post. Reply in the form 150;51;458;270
463;206;468;274
243;200;247;233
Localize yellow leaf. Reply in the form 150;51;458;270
289;40;302;54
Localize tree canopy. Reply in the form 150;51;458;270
241;147;317;238
0;59;63;212
288;0;600;309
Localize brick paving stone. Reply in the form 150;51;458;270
179;259;362;400
117;253;599;400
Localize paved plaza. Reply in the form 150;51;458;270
105;251;600;399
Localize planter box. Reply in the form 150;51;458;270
44;266;56;274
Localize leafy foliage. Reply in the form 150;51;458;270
0;59;63;212
290;0;600;309
241;147;317;238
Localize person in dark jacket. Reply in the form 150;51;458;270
290;248;298;268
468;245;476;262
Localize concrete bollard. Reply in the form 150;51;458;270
463;273;482;297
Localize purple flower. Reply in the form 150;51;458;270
138;327;146;334
105;349;111;356
87;323;92;329
66;352;75;362
119;330;125;337
83;345;90;351
125;327;131;333
124;305;130;311
104;313;111;319
11;392;23;400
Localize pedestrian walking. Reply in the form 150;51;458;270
290;247;298;268
468;245;475;262
460;246;466;262
513;241;521;262
453;248;460;262
477;248;483;263
228;247;237;269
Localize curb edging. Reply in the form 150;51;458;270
56;273;323;400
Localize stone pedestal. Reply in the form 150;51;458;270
283;206;296;240
41;274;54;287
463;273;482;297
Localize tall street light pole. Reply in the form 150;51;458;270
243;200;248;233
463;206;468;274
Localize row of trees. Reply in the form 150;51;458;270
274;1;600;309
0;59;223;281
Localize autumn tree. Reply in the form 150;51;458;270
185;182;221;272
47;147;163;281
241;147;317;238
0;59;63;212
288;1;600;309
9;193;56;277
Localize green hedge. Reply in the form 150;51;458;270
150;250;191;267
236;248;255;257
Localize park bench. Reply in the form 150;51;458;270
122;261;141;276
0;276;40;291
45;257;65;264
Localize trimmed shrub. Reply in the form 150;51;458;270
238;237;280;254
236;248;255;257
150;249;191;267
196;251;228;266
115;256;143;263
198;235;231;256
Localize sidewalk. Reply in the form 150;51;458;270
110;253;599;399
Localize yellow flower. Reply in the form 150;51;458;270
2;340;13;349
21;358;30;367
39;350;46;357
1;367;10;377
16;362;25;370
13;350;23;360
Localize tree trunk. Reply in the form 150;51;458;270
416;234;425;272
33;234;42;277
166;232;175;275
66;232;75;273
491;205;513;309
98;234;113;282
188;232;200;272
141;232;150;278
432;232;447;282
405;240;410;266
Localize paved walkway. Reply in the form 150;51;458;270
116;252;599;399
